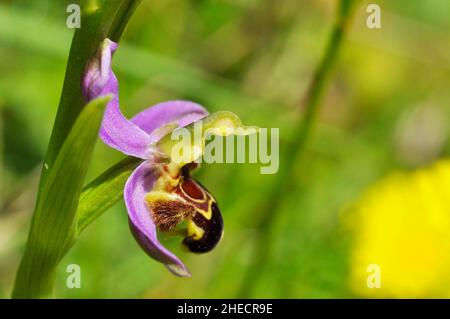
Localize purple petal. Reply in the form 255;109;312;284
124;161;191;277
131;100;209;143
82;39;152;159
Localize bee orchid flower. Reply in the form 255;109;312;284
82;39;251;277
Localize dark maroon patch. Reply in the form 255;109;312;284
180;178;205;200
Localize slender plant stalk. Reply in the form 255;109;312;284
238;0;357;297
42;0;141;184
12;0;141;298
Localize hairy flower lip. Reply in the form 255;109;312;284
147;162;224;254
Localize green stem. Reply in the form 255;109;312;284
12;0;141;298
42;0;141;184
238;0;357;297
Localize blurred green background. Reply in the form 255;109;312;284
1;0;450;298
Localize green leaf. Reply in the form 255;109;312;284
11;0;142;298
76;156;141;235
12;95;111;298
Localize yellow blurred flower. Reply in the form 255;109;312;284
346;160;450;298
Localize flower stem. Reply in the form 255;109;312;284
238;0;357;297
12;0;141;298
43;0;141;183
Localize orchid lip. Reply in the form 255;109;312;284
146;163;224;254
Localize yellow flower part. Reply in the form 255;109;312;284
347;160;450;298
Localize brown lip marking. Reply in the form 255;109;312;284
174;167;211;214
180;177;205;201
149;200;195;232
